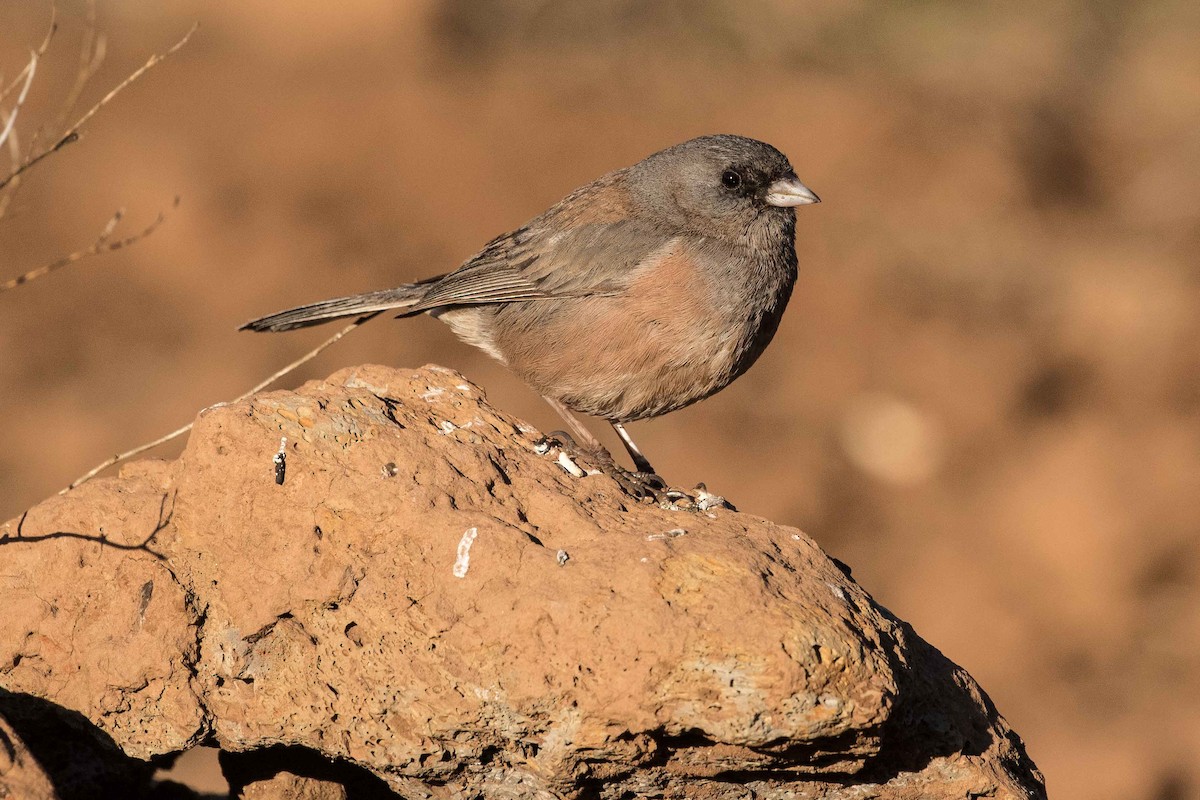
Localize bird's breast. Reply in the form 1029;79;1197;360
484;238;795;421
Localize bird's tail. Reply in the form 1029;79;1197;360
240;284;430;332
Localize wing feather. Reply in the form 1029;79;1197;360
401;210;671;314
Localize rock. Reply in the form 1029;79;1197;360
0;469;207;761
0;692;203;800
0;710;57;800
240;774;346;800
0;364;1046;799
236;771;348;800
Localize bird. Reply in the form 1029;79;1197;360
241;134;819;490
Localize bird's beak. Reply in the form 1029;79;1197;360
765;177;820;207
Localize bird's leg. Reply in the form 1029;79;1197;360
610;421;656;476
540;396;666;500
610;420;732;511
541;396;608;456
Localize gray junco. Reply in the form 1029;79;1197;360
243;134;819;482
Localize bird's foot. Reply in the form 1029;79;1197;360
645;481;733;512
536;432;664;502
614;472;734;511
533;433;732;510
608;466;670;504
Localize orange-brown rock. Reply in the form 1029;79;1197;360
0;364;1045;799
0;712;56;800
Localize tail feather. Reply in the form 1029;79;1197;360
240;286;425;332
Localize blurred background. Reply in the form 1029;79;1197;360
2;1;1197;797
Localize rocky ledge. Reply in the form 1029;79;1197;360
0;364;1044;799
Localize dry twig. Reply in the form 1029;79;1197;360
0;6;56;104
3;6;74;218
0;52;38;152
61;313;383;493
53;0;105;134
0;22;197;193
0;198;176;294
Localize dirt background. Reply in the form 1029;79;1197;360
1;1;1197;798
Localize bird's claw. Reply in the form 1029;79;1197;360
535;431;578;455
592;460;732;512
533;434;733;511
609;468;669;503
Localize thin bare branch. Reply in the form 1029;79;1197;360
0;22;197;193
2;5;60;214
53;0;105;134
0;115;20;219
0;5;56;104
38;4;59;55
232;315;382;402
61;421;195;495
61;313;382;493
56;22;196;151
0;53;40;151
0;129;76;192
0;200;176;294
0;107;19;167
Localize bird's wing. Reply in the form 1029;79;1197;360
403;250;545;313
401;216;669;315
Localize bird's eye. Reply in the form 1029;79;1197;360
721;170;742;189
